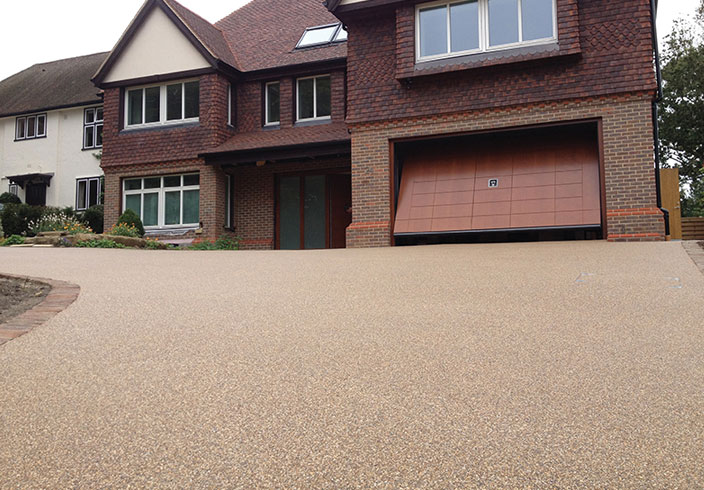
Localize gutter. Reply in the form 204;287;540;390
650;0;671;237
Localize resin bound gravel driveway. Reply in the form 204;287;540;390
0;242;703;488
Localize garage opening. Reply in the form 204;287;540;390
393;123;603;245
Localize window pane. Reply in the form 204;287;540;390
419;5;448;57
298;25;338;47
125;179;142;191
144;177;161;189
77;181;87;210
267;83;280;124
85;109;95;124
183;174;199;186
37;116;46;136
145;87;160;123
184;81;199;119
279;176;301;250
451;1;480;52
27;116;36;137
489;0;519;46
164;176;181;187
334;26;348;42
143;193;159;227
125;194;141;218
167;84;183;121
89;179;99;207
316;77;331;117
85;126;94;148
96;125;103;147
165;191;181;225
96;108;104;121
522;0;554;41
304;175;326;249
128;90;143;125
298;78;314;120
183;190;199;224
16;118;25;139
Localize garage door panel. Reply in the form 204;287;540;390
394;126;602;235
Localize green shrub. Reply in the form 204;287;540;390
0;193;21;205
76;239;126;249
1;235;25;246
144;238;162;250
188;236;240;251
0;204;43;237
116;209;144;237
107;222;141;238
81;205;104;234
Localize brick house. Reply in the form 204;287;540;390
94;0;663;249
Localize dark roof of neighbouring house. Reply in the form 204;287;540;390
0;52;107;118
203;122;351;158
215;0;346;72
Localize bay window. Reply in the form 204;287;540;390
416;0;556;62
125;80;200;128
123;174;200;228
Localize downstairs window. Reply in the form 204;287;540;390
123;174;200;228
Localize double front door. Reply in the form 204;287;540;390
276;173;351;250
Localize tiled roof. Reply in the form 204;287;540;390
0;52;107;118
215;0;347;72
204;122;351;156
163;0;241;70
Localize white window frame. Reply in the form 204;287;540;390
83;107;104;150
122;174;200;229
227;84;234;127
9;184;19;196
15;113;46;141
265;81;281;126
124;79;200;129
415;0;557;63
296;75;332;123
76;176;102;211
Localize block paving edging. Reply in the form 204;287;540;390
682;241;704;275
0;274;80;347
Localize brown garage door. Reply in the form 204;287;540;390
394;127;601;235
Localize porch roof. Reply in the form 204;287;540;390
6;173;54;189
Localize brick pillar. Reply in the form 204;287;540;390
200;164;228;241
102;168;121;232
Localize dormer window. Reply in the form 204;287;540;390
416;0;556;62
296;23;347;49
125;80;200;129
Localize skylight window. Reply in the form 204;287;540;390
296;23;347;49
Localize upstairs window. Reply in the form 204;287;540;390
296;23;347;49
228;84;236;127
15;114;46;141
125;80;199;128
265;81;280;126
84;107;104;149
416;0;556;62
297;76;331;122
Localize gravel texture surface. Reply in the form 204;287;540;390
0;242;702;488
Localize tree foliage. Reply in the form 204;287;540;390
659;1;704;216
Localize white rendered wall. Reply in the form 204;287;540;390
102;7;210;84
0;106;103;209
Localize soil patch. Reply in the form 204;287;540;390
0;276;50;324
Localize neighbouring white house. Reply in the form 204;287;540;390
0;52;108;211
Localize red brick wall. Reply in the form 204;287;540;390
233;157;350;250
342;0;657;124
346;93;664;247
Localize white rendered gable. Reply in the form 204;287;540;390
103;7;210;84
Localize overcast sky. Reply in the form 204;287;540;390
0;0;701;82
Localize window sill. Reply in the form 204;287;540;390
14;135;47;143
398;41;579;80
294;118;332;128
121;120;200;134
263;123;281;130
82;147;103;152
144;225;199;236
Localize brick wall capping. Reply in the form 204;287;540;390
399;43;580;81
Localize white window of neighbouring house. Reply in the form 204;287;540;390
9;184;19;196
265;81;280;126
123;174;200;229
296;76;331;122
296;23;347;49
125;80;200;128
416;0;556;62
15;114;47;140
84;107;104;149
76;177;102;211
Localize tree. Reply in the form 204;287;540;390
659;1;704;217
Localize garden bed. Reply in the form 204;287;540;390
0;276;50;324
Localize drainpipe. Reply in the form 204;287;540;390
650;0;671;237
